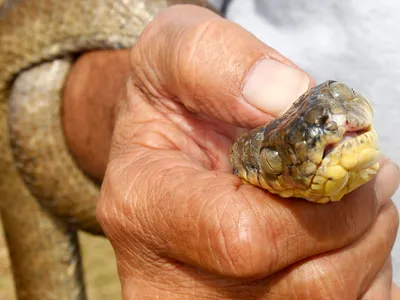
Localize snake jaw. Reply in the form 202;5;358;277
314;123;380;202
323;131;357;158
322;123;373;159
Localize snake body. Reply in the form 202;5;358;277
0;1;210;299
230;80;380;203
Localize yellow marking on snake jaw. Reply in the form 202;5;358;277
272;177;286;191
357;169;370;182
347;164;376;191
324;173;349;196
308;147;324;165
280;190;294;198
315;197;330;204
246;168;260;186
324;151;342;166
237;168;248;181
321;165;348;180
313;175;327;185
367;163;379;174
341;154;358;170
259;175;272;190
355;148;380;170
311;183;324;191
241;178;249;185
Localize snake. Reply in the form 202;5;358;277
0;1;379;299
230;80;380;203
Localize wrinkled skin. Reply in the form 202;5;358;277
63;5;400;300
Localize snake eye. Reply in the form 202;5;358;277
304;106;329;126
320;114;329;124
329;82;355;101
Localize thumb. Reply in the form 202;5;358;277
130;4;312;128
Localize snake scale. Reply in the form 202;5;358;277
0;1;380;299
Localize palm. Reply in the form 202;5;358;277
123;94;244;173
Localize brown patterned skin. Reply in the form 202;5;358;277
0;1;211;299
230;80;380;203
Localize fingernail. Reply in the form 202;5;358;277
243;59;310;116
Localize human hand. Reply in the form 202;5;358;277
63;5;400;299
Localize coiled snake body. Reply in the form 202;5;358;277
0;1;211;299
0;1;379;299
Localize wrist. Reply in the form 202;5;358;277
62;49;131;180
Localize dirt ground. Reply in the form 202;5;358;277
0;219;122;300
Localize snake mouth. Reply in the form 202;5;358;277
323;125;373;159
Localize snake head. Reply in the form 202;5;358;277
303;81;380;202
230;80;381;204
